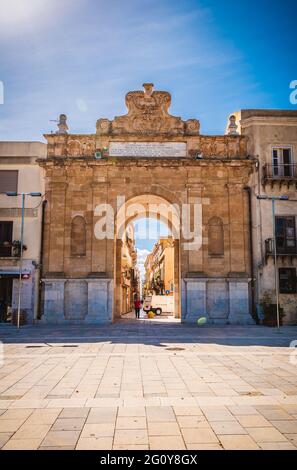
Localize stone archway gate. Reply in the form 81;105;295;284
39;83;255;325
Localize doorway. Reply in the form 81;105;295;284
0;277;13;323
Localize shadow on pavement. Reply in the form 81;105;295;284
0;320;297;348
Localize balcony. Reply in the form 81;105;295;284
263;164;297;188
265;238;297;261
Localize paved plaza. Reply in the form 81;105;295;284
0;317;297;450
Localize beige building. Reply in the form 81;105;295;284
227;110;297;324
0;142;46;323
143;253;154;297
144;237;174;296
120;224;138;314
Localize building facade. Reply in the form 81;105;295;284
143;253;154;298
144;237;174;296
38;83;254;324
120;224;138;314
0;142;46;323
230;110;297;325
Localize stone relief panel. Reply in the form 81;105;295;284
64;281;88;320
67;140;81;157
207;281;229;319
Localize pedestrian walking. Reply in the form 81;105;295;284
0;299;5;323
134;298;141;319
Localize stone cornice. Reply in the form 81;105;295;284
241;116;297;127
39;157;255;168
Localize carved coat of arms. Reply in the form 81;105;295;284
96;83;199;136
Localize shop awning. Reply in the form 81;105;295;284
0;269;31;278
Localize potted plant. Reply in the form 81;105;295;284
260;290;285;326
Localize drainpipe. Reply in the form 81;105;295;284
37;200;47;319
244;186;257;322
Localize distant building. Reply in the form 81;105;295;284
0;142;46;323
120;224;138;313
144;237;174;296
143;253;154;298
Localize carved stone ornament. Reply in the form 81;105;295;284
227;115;238;135
56;114;68;135
96;118;111;135
96;83;200;136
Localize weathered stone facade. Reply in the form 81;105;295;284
39;84;255;324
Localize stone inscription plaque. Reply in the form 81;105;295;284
109;142;187;157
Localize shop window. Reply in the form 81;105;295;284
0;170;18;193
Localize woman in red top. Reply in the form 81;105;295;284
134;298;141;319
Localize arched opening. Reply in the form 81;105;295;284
114;194;181;323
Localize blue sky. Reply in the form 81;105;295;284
0;0;296;141
134;218;170;279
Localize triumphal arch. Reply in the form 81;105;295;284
40;83;255;324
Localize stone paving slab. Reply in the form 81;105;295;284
0;324;297;450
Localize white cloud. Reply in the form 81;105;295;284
0;0;76;37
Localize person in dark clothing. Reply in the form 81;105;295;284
134;298;141;319
0;299;6;323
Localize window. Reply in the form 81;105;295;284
208;217;224;256
70;216;86;256
0;221;13;257
279;268;297;294
272;148;292;177
0;170;18;193
275;216;296;253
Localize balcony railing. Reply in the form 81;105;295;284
263;164;297;182
265;238;297;257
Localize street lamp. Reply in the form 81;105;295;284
6;192;42;329
257;194;289;332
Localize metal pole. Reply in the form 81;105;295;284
272;199;280;332
16;193;25;329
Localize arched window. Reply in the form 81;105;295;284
70;216;86;256
208;217;224;256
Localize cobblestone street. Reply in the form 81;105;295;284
0;321;297;450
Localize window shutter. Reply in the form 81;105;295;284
0;171;18;193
